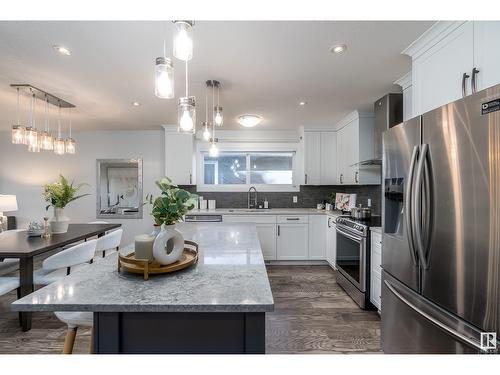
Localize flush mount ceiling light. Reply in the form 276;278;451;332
330;43;347;55
173;21;194;61
237;114;263;128
131;101;141;107
52;45;71;56
299;101;307;106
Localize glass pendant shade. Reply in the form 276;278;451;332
40;131;54;150
209;142;219;157
28;137;40;152
178;96;196;133
154;57;174;99
11;125;26;144
173;21;194;61
214;105;223;126
65;138;76;154
25;127;38;148
54;138;65;155
202;121;211;141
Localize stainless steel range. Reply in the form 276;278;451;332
335;215;381;309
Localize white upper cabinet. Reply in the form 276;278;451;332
405;21;500;116
394;72;413;122
335;111;379;185
303;131;321;185
303;131;337;185
474;21;500;92
164;126;195;185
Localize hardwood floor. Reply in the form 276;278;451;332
0;265;380;354
265;266;381;354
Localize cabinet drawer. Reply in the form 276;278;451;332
370;272;382;311
222;215;276;224
277;215;308;224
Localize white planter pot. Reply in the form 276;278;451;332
153;223;185;265
50;207;70;234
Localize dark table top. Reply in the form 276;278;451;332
0;223;121;258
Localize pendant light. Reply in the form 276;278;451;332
65;107;75;154
11;88;26;144
178;60;195;133
27;94;40;152
202;81;211;141
40;96;54;150
208;81;218;157
54;102;65;155
173;21;194;61
154;33;174;99
213;81;223;127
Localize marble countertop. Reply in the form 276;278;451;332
12;223;274;313
188;208;345;217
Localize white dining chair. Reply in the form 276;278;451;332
0;277;20;298
55;310;94;354
33;239;97;286
94;228;123;259
0;229;24;276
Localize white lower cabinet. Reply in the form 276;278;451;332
277;223;308;260
370;231;382;311
255;224;277;260
308;215;327;260
326;217;337;269
222;215;277;260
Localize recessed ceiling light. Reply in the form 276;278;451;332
237;114;263;128
299;101;307;106
52;45;71;56
330;43;347;55
131;101;141;107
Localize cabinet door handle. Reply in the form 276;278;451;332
355;171;359;184
305;174;308;184
462;72;470;98
471;67;479;94
189;173;192;184
277;225;280;236
286;217;300;221
340;174;343;184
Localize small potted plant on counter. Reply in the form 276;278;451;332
151;177;198;265
43;174;90;233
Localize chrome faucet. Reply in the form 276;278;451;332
247;186;258;209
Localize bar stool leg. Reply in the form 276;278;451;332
63;327;78;354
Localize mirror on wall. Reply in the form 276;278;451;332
96;159;143;219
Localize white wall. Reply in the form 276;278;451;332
0;130;164;245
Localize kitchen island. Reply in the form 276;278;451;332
12;223;274;354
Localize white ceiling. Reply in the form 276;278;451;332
0;21;434;131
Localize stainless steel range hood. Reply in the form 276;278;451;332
356;93;403;166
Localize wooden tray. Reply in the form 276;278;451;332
118;240;198;281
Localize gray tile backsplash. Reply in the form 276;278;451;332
179;185;382;214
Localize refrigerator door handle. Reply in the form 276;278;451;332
413;143;430;269
405;145;419;265
384;279;488;352
421;150;434;268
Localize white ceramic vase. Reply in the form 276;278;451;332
152;223;185;265
50;207;70;234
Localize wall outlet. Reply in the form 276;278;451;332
293;196;298;203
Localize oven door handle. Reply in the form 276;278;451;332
336;227;364;242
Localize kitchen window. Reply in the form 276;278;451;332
198;151;297;192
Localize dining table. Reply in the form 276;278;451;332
0;223;121;331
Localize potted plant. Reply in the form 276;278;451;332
151;177;198;265
327;192;336;211
43;175;90;233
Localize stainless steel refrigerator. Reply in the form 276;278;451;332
381;83;500;354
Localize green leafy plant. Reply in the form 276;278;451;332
43;174;90;210
151;177;198;225
328;192;336;205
